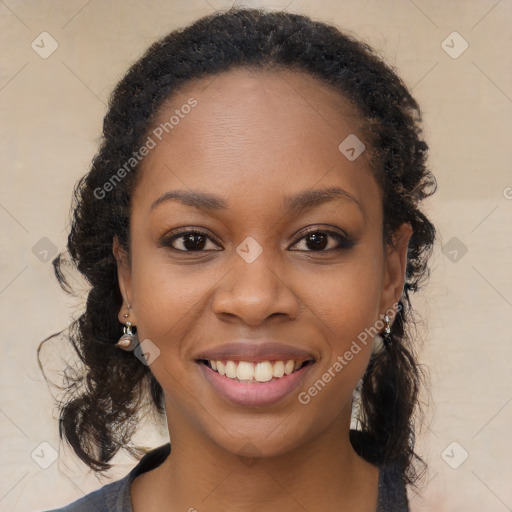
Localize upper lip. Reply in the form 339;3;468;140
194;341;316;363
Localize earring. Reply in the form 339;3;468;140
116;321;139;351
123;303;131;319
382;315;392;348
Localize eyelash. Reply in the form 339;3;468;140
159;227;355;253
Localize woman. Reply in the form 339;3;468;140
41;7;436;511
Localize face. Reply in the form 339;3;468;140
115;68;411;458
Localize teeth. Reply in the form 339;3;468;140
225;360;237;379
236;361;254;381
254;361;273;382
207;359;307;382
273;361;285;378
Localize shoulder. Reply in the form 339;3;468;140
41;475;130;512
42;443;171;512
349;429;410;511
377;460;409;511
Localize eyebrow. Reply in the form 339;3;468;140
149;186;361;214
284;186;361;214
150;190;227;211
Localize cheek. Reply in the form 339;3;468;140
296;247;384;341
129;243;225;356
292;248;384;397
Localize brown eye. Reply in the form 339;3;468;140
291;229;355;252
304;232;328;251
160;230;222;252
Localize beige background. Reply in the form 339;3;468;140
1;1;511;511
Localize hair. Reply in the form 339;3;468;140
38;7;436;487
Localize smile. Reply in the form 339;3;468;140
199;359;313;382
196;358;315;407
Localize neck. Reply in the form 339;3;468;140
134;405;379;512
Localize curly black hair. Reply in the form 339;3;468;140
38;7;436;487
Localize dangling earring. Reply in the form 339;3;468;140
382;314;392;348
116;320;139;351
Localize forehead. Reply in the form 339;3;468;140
150;66;364;156
134;67;379;216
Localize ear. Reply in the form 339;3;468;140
379;223;413;314
113;236;137;325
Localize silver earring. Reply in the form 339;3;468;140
116;321;139;351
382;315;392;347
123;303;131;319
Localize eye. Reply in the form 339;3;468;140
290;228;355;252
160;227;354;253
160;229;222;252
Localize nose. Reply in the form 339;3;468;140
212;248;300;327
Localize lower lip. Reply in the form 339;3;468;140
197;361;314;407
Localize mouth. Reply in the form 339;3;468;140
196;358;315;383
195;357;316;407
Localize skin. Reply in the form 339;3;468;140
114;67;412;512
